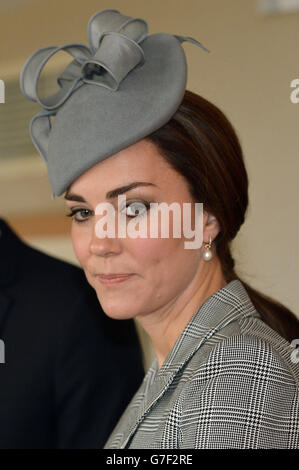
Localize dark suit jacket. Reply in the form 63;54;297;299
0;219;144;449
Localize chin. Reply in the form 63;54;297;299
94;291;138;320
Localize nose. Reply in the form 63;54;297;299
89;218;122;257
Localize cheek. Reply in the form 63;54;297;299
124;235;200;314
126;230;197;282
126;235;179;266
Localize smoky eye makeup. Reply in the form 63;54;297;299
65;199;152;223
120;200;151;218
65;207;94;223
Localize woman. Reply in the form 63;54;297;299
21;9;299;448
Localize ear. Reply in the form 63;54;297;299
203;212;221;243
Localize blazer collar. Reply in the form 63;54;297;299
116;279;260;448
159;278;259;375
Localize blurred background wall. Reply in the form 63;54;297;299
0;0;298;369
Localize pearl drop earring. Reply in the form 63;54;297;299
202;235;213;261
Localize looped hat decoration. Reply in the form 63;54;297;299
20;8;210;198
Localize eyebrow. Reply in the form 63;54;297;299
64;181;157;202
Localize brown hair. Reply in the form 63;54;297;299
147;89;299;343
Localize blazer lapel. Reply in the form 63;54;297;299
113;279;260;448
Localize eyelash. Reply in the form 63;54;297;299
66;201;151;223
66;208;93;223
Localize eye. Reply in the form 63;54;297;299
66;208;93;223
122;201;149;218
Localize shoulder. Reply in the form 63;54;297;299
12;239;141;351
14;243;100;337
22;244;140;343
17;242;106;326
184;326;299;391
177;331;299;448
21;242;87;293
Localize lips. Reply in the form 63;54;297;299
96;273;135;285
97;273;133;279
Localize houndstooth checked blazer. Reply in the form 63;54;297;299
104;279;299;449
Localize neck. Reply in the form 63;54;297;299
136;256;227;370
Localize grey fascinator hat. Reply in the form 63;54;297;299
20;8;209;198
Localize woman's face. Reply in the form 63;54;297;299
65;138;211;321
